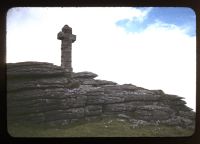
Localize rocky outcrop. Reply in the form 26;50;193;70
7;62;68;78
7;62;195;129
72;71;98;79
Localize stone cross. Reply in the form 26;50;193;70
57;25;76;72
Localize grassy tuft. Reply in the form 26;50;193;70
65;80;80;89
7;118;194;137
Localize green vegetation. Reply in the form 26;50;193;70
8;118;194;137
65;80;80;89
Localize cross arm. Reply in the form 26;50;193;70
57;31;64;40
70;34;76;43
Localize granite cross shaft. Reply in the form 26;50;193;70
57;25;76;72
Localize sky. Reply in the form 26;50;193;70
6;7;196;111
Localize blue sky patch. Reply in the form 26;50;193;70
116;7;196;36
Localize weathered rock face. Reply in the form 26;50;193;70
7;62;68;78
7;62;195;129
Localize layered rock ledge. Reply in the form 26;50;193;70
7;62;195;129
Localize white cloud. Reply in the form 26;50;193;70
6;7;196;111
